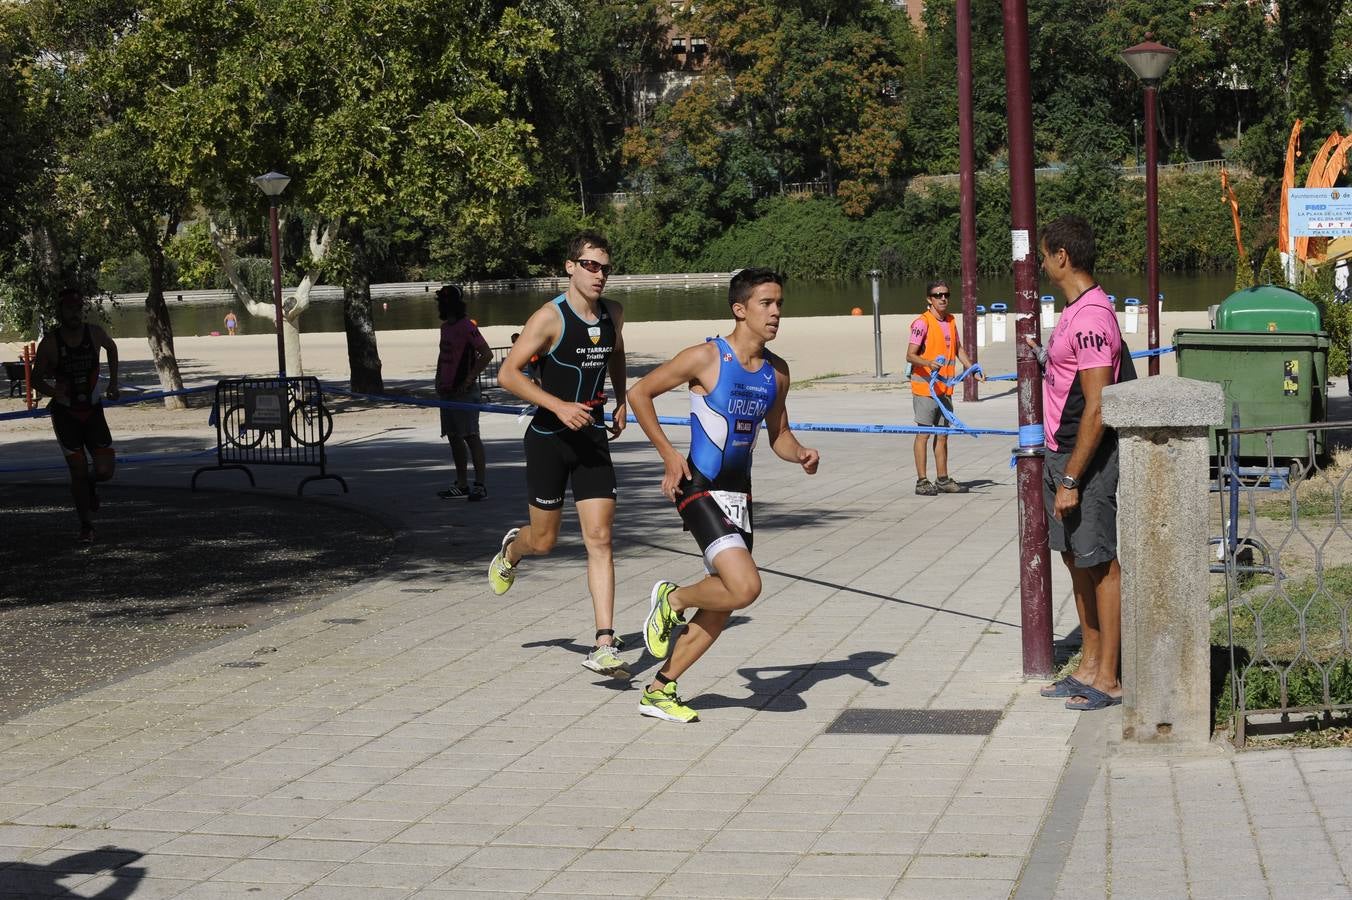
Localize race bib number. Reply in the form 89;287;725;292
710;491;751;532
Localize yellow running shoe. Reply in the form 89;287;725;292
488;528;520;595
643;580;684;659
639;680;698;724
582;643;629;678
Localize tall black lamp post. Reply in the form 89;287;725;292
1121;39;1177;376
253;171;291;379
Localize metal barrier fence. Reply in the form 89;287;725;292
1216;418;1352;745
192;376;347;495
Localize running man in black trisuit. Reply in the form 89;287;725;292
32;288;121;542
489;231;630;678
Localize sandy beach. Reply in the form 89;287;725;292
1;309;1205;440
3;309;1204;386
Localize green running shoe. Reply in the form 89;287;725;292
582;643;629;678
639;680;698;724
488;528;520;595
643;580;684;659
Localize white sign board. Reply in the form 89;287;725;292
1289;188;1352;237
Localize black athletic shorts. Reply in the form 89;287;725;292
676;471;753;573
50;403;113;456
1043;442;1118;570
524;425;616;510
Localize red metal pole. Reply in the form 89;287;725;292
1145;83;1161;376
958;0;978;402
1002;0;1054;677
268;199;287;379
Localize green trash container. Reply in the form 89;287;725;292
1175;329;1329;463
1214;285;1322;332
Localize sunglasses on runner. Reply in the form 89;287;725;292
929;291;951;299
572;258;613;277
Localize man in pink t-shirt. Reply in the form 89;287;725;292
1031;215;1133;713
434;284;493;500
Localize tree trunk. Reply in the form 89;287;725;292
343;228;383;393
210;219;333;377
144;219;187;410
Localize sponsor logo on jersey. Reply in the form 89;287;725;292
728;397;766;417
588;326;601;345
724;352;733;362
734;419;755;434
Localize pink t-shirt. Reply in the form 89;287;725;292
908;315;954;350
1042;285;1121;452
436;317;489;393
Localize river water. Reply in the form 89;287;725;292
97;271;1238;339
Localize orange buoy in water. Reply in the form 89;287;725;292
850;307;863;316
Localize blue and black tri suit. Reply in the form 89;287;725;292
524;295;619;510
677;336;779;569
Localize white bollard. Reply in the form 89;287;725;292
976;305;986;348
990;302;1008;343
1040;294;1056;330
1124;297;1140;334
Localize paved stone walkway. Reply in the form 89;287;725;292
0;381;1348;898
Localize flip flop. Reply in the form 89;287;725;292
1065;685;1122;711
1039;675;1089;698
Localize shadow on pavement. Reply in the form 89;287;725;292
693;650;895;712
0;846;144;898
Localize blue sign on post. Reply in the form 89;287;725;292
1289;188;1352;237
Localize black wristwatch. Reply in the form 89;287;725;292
1059;474;1079;490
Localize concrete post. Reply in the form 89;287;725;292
1101;375;1225;747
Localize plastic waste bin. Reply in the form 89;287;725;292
1175;328;1329;463
1214;285;1321;333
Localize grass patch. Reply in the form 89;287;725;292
791;372;849;389
1255;447;1352;522
1211;564;1352;726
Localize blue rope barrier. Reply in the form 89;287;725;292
0;385;215;422
0;446;216;474
983;345;1174;382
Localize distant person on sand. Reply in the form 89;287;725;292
224;311;238;335
32;288;121;543
434;284;493;501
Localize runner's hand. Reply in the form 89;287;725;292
104;383;120;401
608;401;628;438
661;454;691;501
553;401;594;431
798;446;820;475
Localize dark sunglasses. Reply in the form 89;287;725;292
573;258;613;277
929;291;951;299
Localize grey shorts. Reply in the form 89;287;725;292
439;387;481;439
913;392;954;427
1043;444;1118;569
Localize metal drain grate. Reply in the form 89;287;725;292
400;588;437;594
221;661;265;669
825;708;1002;735
323;618;366;625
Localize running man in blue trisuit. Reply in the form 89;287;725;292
489;231;630;678
627;268;820;723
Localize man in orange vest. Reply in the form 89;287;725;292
905;280;979;495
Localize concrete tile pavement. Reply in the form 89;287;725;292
1;382;1349;897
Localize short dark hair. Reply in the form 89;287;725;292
925;280;949;298
58;287;83;304
728;267;783;307
566;230;610;262
435;284;465;321
1040;215;1096;274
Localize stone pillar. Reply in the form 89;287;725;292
1101;375;1225;747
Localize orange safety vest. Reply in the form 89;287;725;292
909;309;959;397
